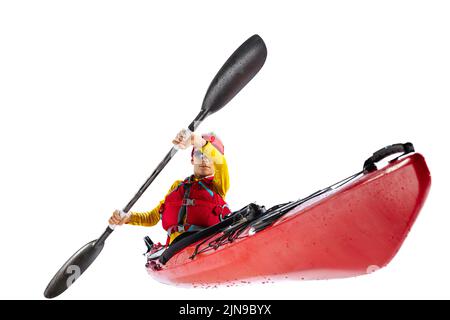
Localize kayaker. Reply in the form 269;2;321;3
108;130;231;245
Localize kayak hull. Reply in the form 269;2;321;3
147;153;431;285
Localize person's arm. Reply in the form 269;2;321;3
201;141;230;198
120;180;182;227
126;200;164;227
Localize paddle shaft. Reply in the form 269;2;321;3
96;109;208;245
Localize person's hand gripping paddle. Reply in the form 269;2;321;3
44;34;267;298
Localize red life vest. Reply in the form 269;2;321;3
160;175;231;235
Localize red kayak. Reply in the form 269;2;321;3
145;143;431;285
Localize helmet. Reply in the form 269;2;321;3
191;132;224;157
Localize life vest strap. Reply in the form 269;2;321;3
177;177;193;226
166;198;216;207
182;198;195;206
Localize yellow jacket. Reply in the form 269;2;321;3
127;141;230;243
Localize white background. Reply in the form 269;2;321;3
1;1;449;300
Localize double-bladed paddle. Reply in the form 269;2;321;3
44;34;267;298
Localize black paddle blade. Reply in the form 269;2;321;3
44;240;104;298
201;34;267;116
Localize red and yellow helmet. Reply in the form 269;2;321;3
191;132;224;157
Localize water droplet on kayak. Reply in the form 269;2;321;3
366;265;380;273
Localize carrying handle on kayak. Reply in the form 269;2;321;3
363;142;415;173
